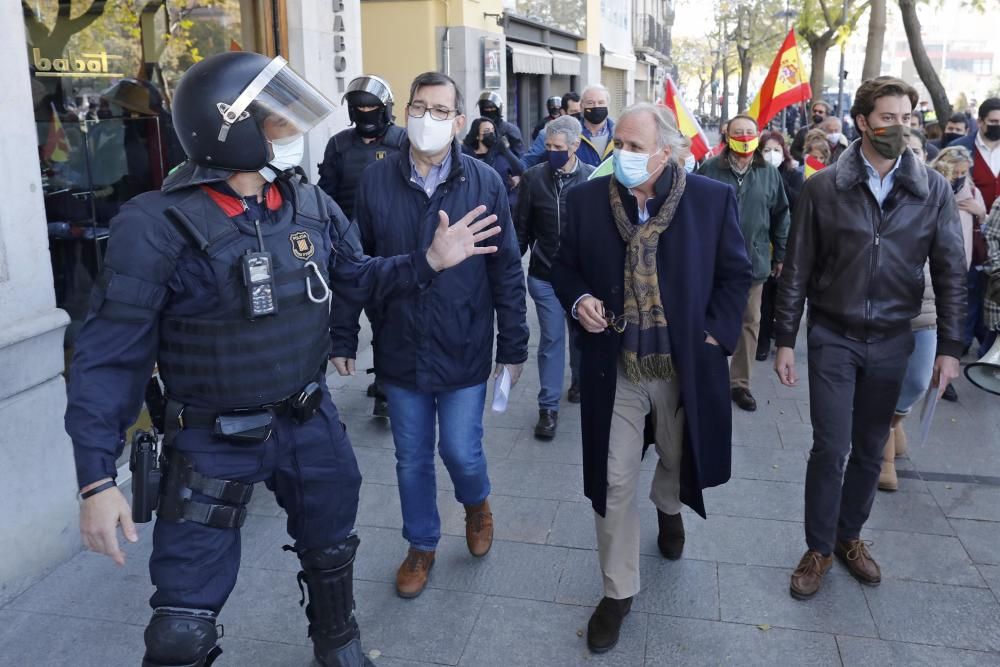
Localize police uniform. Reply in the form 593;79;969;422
65;52;437;667
476;90;525;158
318;125;406;221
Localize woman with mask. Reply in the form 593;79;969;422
907;128;929;163
756;130;804;361
698;114;791;412
462;117;525;212
879;145;982;488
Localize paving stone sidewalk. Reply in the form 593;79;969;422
4;307;1000;666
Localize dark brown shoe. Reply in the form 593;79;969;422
534;409;558;440
465;499;494;557
656;510;685;560
396;548;435;599
835;539;881;586
789;550;833;599
586;596;632;653
731;387;757;412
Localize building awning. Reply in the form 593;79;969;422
602;48;637;71
551;50;581;76
508;42;552;75
639;52;660;66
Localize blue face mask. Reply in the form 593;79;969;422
684;154;696;173
614;148;658;188
547;149;570;171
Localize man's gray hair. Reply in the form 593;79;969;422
618;102;691;162
581;84;610;101
545;115;582;145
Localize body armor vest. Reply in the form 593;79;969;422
157;180;333;410
330;124;405;219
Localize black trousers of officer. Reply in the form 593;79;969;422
149;383;362;612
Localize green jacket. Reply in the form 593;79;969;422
698;154;790;282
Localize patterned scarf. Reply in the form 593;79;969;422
608;161;686;383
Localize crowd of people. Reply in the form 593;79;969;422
64;49;1000;667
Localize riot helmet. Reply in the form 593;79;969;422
344;75;394;139
172;51;335;172
546;96;562;116
477;90;504;123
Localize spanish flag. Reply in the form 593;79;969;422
747;29;812;129
42;103;69;163
804;154;826;179
662;77;710;161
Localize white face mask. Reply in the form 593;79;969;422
826;132;843;144
763;149;784;168
260;135;305;182
407;114;456;154
684;154;696;173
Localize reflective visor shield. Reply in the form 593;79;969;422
217;57;335;142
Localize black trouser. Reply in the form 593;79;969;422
804;323;913;555
757;275;777;355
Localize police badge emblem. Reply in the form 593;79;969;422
375;150;387;160
289;231;315;260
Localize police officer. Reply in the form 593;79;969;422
66;51;501;667
318;75;406;418
476;90;524;157
531;95;564;141
318;75;405;221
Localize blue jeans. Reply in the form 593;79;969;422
895;328;937;415
381;382;490;551
528;276;566;410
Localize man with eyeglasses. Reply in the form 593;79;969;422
329;71;528;600
790;100;832;162
552;102;751;654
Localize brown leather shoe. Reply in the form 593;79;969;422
835;539;881;586
789;550;833;600
465;499;494;557
396;548;435;599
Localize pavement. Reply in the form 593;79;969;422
4;305;1000;666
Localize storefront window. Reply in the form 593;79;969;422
23;0;268;339
502;0;587;37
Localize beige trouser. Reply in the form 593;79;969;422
595;363;684;599
730;282;764;390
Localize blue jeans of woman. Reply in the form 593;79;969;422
895;328;937;415
381;382;490;551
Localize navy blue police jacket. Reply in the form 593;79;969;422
65;168;438;489
329;139;529;392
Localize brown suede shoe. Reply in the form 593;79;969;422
465;499;494;557
396;548;435;599
835;539;881;586
789;550;833;600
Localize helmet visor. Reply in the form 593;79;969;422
218;57;335;142
344;76;392;105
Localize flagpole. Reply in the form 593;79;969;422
835;0;849;119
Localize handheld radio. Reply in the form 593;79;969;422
241;219;278;319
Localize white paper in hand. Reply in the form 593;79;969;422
917;384;939;448
492;366;512;413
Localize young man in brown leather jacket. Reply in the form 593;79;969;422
772;77;967;600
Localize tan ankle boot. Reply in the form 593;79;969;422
891;414;907;458
878;428;897;491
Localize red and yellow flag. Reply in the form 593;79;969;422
804;154;826;179
42;103;69;163
662;77;711;161
748;29;812;129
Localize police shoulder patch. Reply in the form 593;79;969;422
289;231;315;260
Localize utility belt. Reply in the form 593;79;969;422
165;381;324;444
129;382;323;529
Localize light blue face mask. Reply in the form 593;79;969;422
684;154;696;173
613;148;659;188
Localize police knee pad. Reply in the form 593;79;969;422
293;535;361;654
142;607;222;667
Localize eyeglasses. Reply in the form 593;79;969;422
407;102;459;121
603;310;628;334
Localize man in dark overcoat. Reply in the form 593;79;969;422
552;102;751;654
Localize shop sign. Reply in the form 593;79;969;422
33;48;123;78
332;0;348;93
